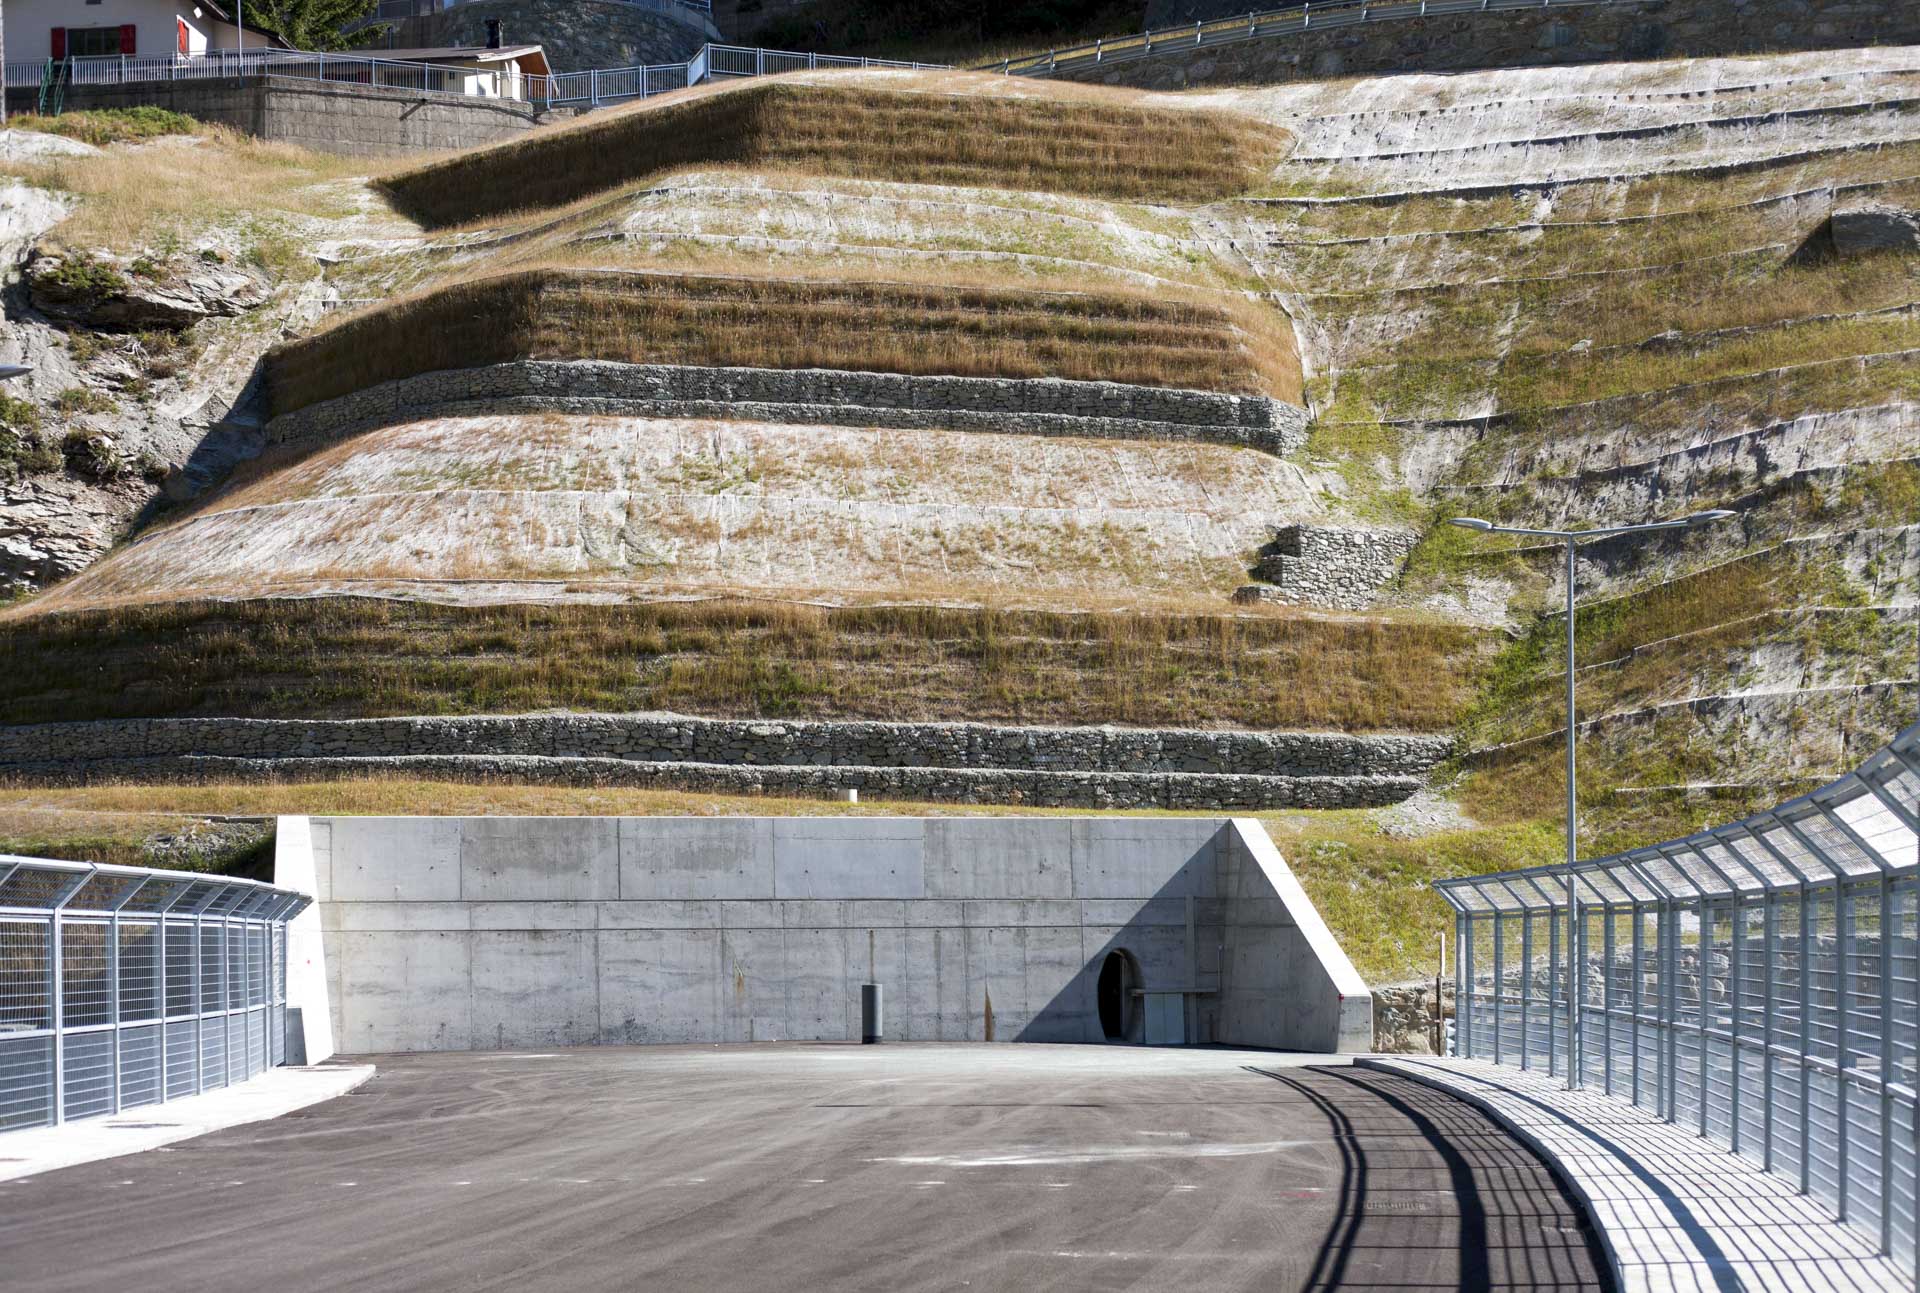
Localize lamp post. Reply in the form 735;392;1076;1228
1449;508;1737;1088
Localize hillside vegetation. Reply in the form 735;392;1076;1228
383;77;1292;226
267;268;1302;415
4;53;1918;984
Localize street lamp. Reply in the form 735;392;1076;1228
1449;508;1737;1088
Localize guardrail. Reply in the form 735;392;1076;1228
532;43;945;109
1436;719;1920;1278
4;48;520;97
0;857;310;1134
4;43;944;112
374;0;712;17
989;0;1613;76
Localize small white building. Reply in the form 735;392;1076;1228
361;44;552;98
10;0;282;61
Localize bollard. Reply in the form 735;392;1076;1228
861;983;883;1043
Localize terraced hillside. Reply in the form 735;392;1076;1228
1190;47;1920;836
3;52;1917;981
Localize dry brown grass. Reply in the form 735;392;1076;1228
382;79;1290;228
266;266;1302;416
2;126;373;253
0;596;1488;733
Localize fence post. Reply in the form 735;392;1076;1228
193;912;204;1095
109;909;121;1116
1762;893;1776;1169
1698;896;1710;1138
1730;899;1743;1155
1880;871;1894;1255
1493;914;1504;1065
155;920;167;1105
1800;883;1813;1191
1603;907;1614;1095
1525;912;1536;1072
49;912;63;1126
1839;881;1854;1221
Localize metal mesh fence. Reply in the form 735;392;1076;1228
1442;721;1920;1277
0;857;308;1135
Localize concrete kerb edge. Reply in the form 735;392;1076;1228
1354;1056;1631;1292
0;1063;376;1183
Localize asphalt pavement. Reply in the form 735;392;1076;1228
0;1044;1610;1291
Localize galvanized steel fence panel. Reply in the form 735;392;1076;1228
6;43;945;112
0;857;309;1136
1440;721;1920;1279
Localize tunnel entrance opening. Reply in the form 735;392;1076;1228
1097;948;1139;1041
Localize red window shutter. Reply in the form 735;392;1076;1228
120;24;138;55
179;19;189;55
51;27;66;60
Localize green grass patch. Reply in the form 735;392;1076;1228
10;107;199;147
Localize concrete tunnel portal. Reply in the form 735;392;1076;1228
274;815;1376;1058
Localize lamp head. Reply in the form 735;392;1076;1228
0;365;31;382
1685;509;1737;526
1448;517;1494;531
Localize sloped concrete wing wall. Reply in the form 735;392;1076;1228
276;815;1373;1054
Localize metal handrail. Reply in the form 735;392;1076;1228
0;857;310;1134
1445;717;1920;1273
3;42;947;111
990;0;1619;77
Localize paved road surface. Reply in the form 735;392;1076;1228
0;1045;1610;1291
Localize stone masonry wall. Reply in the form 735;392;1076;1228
16;753;1424;810
1251;525;1420;611
266;361;1312;457
1081;0;1920;90
0;713;1450;777
6;77;572;158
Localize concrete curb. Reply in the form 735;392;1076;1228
0;1063;375;1183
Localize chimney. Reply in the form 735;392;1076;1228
485;19;502;48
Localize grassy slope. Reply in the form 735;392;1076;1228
1276;105;1920;881
383;77;1291;228
267;267;1303;416
0;598;1486;732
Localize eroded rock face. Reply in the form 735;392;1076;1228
25;249;272;331
1831;204;1920;257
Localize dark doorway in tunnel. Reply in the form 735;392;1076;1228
1097;948;1139;1041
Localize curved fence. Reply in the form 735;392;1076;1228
992;0;1617;76
1437;720;1920;1276
0;858;310;1134
2;43;945;113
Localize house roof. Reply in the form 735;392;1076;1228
370;45;551;76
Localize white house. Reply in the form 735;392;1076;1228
8;1;283;62
363;44;552;98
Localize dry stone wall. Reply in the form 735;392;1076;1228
1081;0;1920;90
0;714;1448;810
1247;525;1420;611
0;714;1449;776
18;753;1424;809
265;361;1310;457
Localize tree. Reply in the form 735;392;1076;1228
248;0;387;53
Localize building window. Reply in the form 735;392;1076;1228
68;27;128;57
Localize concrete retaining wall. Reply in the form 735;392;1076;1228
1077;0;1920;90
265;360;1311;457
6;76;571;157
276;814;1374;1053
